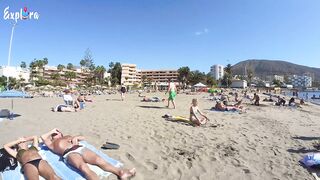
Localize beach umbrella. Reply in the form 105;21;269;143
0;90;31;119
193;82;207;87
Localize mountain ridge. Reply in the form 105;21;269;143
231;59;320;81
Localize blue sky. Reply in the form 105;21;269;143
1;0;320;73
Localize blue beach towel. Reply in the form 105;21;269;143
1;141;123;180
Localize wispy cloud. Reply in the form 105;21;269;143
195;28;209;36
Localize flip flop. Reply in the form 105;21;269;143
101;142;120;150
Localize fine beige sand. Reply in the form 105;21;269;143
1;92;320;180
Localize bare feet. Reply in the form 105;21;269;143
119;168;136;180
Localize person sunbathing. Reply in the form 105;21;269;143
214;101;243;111
4;136;61;180
52;104;76;112
190;99;209;126
41;128;136;180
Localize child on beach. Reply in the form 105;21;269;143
190;99;209;126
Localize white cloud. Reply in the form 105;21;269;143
195;28;209;36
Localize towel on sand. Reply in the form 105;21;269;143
1;141;123;180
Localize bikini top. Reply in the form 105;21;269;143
17;146;38;161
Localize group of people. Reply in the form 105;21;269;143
3;128;136;180
52;89;92;112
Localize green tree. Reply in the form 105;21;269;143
221;64;233;87
273;79;281;87
67;63;74;70
141;75;147;87
94;65;106;84
205;73;217;87
80;48;95;71
65;71;77;81
177;66;190;91
188;70;206;85
20;61;27;68
57;64;65;71
108;62;122;86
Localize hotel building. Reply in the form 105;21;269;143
210;64;224;80
121;64;179;87
288;75;312;88
0;66;30;83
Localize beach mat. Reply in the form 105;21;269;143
209;108;240;113
1;141;123;180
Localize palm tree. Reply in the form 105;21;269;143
57;64;65;72
141;75;147;87
94;66;106;84
20;61;26;68
178;66;190;91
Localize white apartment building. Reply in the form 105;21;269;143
210;64;224;80
288;75;312;88
121;64;140;86
266;75;284;82
0;66;30;82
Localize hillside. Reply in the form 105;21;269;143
232;59;320;81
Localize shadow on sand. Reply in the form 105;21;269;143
106;99;122;101
287;147;320;154
137;105;166;109
292;136;320;141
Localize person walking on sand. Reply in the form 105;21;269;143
120;84;126;101
166;78;176;109
41;128;136;180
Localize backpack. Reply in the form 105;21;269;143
0;148;18;172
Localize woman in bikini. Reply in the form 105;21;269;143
190;98;209;126
4;136;61;179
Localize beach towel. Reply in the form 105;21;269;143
1;141;123;180
301;153;320;180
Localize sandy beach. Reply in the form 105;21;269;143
1;92;320;180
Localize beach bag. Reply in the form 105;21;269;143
301;153;320;168
0;148;18;172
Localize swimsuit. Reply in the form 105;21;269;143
62;145;86;163
17;146;43;173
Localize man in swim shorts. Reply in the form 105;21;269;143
41;128;136;180
166;78;176;109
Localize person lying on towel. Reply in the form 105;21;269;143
190;98;209;126
41;128;136;180
4;136;61;180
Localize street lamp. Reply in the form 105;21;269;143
6;22;17;89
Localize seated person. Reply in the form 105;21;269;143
275;96;286;106
52;104;76;112
214;101;243;111
234;92;240;102
4;136;61;180
189;99;209;126
63;89;74;106
300;98;305;105
251;93;260;106
220;94;229;106
289;97;295;106
41;128;136;180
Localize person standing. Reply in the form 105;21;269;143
166;79;176;109
120;84;126;101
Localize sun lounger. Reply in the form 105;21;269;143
1;141;123;180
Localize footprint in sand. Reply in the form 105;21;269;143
125;152;135;161
145;161;158;171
